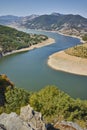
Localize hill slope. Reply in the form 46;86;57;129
0;25;48;55
19;13;87;36
22;14;87;29
0;13;87;35
0;75;87;129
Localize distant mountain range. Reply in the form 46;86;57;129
0;14;39;25
0;13;87;36
0;15;21;25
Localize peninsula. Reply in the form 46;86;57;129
0;25;55;57
48;35;87;76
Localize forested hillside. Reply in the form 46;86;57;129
0;74;87;128
0;25;48;54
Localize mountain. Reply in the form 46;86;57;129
17;13;87;36
0;14;39;26
51;12;63;16
22;14;39;21
0;15;22;25
18;14;39;26
0;13;87;35
22;15;59;30
20;14;87;35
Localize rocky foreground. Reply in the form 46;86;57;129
0;105;46;130
0;105;85;130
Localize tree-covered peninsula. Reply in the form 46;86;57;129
0;25;48;54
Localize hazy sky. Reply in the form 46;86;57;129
0;0;87;18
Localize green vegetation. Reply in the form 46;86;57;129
30;86;87;127
65;35;87;58
0;74;31;114
82;34;87;41
5;87;31;114
0;75;87;128
0;25;48;54
65;44;87;58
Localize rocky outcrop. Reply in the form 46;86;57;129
0;105;86;130
54;121;86;130
0;105;47;130
0;113;30;130
20;105;46;130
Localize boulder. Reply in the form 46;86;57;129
20;105;46;130
54;121;86;130
0;105;47;130
0;112;32;130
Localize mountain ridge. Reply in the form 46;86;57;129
0;12;87;37
0;12;87;27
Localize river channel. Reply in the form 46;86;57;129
0;29;87;99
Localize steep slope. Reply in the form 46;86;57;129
22;15;60;30
0;75;87;129
20;14;87;33
0;13;87;35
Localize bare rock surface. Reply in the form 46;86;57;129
54;121;87;130
0;105;86;130
0;105;46;130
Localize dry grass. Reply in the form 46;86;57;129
65;42;87;58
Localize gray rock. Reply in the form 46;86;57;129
0;105;47;130
20;105;46;130
0;112;32;130
54;121;87;130
0;124;7;130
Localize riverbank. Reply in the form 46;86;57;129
3;38;55;56
57;31;85;43
48;51;87;76
48;31;87;76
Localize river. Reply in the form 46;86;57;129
0;29;87;100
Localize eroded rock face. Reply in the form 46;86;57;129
20;105;46;130
54;121;86;130
0;105;86;130
0;105;47;130
0;124;7;130
0;112;31;130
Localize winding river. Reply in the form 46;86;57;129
0;29;87;99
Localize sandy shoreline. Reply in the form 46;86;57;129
3;38;55;56
47;31;87;76
48;51;87;76
2;28;87;76
57;31;85;43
